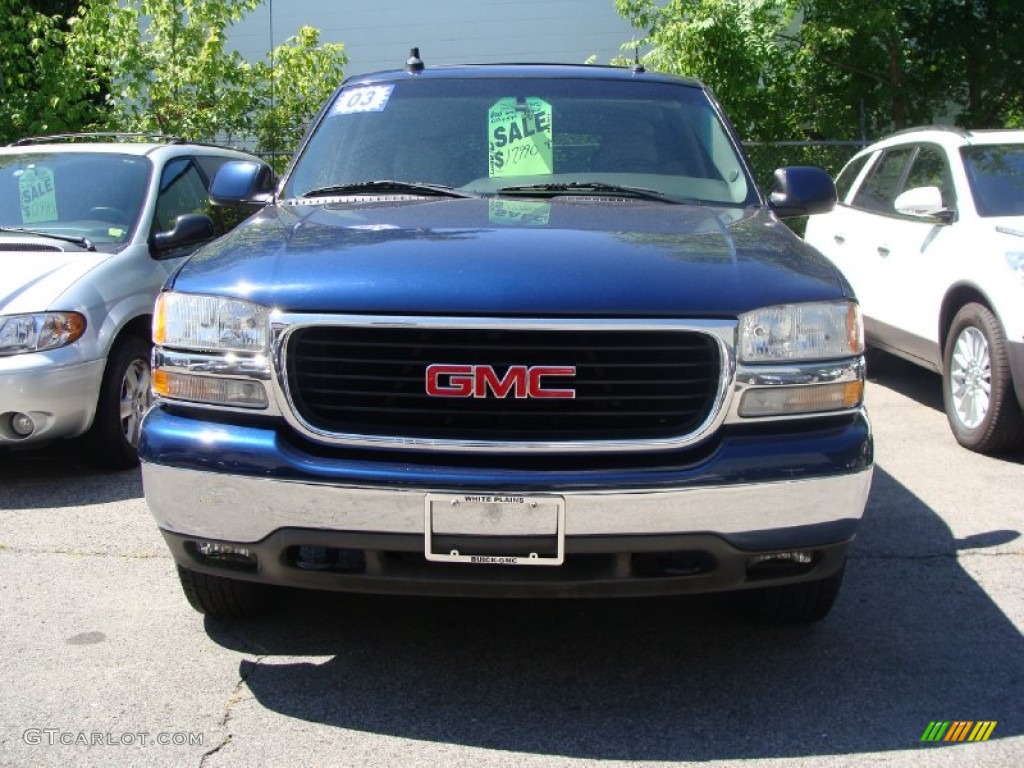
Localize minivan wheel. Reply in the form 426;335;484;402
943;303;1023;454
90;335;152;470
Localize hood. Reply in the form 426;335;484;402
0;243;111;314
174;198;850;317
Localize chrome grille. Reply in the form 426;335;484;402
283;324;723;444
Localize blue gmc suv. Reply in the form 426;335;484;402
140;56;873;622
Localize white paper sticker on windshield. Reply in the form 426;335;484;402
488;97;553;177
19;167;58;224
330;85;395;116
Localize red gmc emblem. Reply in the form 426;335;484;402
425;364;576;399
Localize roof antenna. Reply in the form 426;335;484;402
632;46;645;74
406;47;424;73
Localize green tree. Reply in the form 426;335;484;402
96;0;262;140
614;0;802;141
0;0;112;142
615;0;1024;141
2;0;348;157
249;25;348;171
910;0;1024;128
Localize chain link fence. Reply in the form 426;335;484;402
743;140;868;190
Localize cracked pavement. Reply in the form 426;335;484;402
0;349;1021;768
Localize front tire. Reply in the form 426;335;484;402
942;303;1023;454
176;566;275;618
89;334;152;470
736;565;845;624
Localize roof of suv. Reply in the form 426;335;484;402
3;133;255;158
346;62;705;89
876;125;1024;148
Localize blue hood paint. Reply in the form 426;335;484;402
173;198;850;316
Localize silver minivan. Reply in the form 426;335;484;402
0;135;262;468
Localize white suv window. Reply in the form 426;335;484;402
851;147;914;213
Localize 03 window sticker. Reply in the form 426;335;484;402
329;84;395;116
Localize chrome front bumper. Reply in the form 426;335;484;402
142;462;873;546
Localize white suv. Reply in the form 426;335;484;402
804;127;1024;453
0;134;262;468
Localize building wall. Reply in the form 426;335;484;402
228;0;640;78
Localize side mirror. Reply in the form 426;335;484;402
150;213;216;255
209;161;276;206
894;186;954;222
769;166;837;217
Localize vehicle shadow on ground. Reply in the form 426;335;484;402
865;348;945;413
867;348;1024;465
0;438;143;509
206;466;1023;761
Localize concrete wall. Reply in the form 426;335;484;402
228;0;640;79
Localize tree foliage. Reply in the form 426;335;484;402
615;0;801;141
250;26;348;171
0;0;111;140
615;0;1024;143
0;0;348;156
102;0;263;140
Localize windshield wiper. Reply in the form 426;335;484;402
0;226;96;251
497;181;695;205
301;180;478;199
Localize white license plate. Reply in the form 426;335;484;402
424;493;565;566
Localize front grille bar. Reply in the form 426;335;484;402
271;314;736;454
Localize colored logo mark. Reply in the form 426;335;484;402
920;721;997;742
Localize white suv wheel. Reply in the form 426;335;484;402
949;325;991;429
942;303;1024;453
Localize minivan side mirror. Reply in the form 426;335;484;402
150;213;216;256
768;166;837;217
209;161;276;206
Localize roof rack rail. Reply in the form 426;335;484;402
881;124;972;141
9;132;187;147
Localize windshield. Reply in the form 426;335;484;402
283;76;756;206
0;152;151;246
961;144;1024;217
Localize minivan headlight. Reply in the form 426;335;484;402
0;312;86;355
739;301;863;362
154;293;269;352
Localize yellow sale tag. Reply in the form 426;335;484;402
488;97;553;177
19;167;58;224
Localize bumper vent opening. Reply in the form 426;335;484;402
631;550;716;578
291;545;367;573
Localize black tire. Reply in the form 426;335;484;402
942;303;1024;454
176;565;275;618
89;334;152;470
736;564;845;624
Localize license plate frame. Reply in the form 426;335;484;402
424;493;565;566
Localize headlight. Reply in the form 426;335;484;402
0;312;86;356
154;293;269;352
739;301;863;362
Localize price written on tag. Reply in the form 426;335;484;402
488;97;553;177
19;167;58;224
